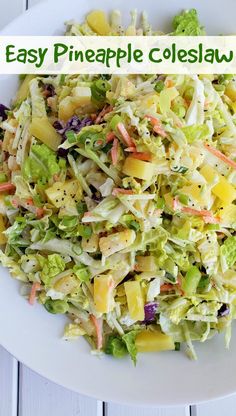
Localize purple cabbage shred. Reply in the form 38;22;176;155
54;116;93;158
54;116;93;140
143;302;158;323
218;304;230;317
0;104;9;121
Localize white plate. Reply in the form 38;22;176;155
0;0;236;406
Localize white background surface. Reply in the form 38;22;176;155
0;0;236;415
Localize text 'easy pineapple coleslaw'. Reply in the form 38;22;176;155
0;9;236;363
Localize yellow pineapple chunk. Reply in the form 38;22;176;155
59;93;93;122
218;204;236;226
0;215;7;244
225;82;236;101
86;10;111;35
72;87;91;105
135;329;175;352
54;273;80;295
94;274;114;313
58;97;76;121
222;270;236;289
140;94;159;112
82;234;99;253
135;256;157;272
99;229;136;257
124;281;144;321
30;117;61;151
14;75;35;103
181;184;206;205
200;165;236;204
122;157;156;181
163;193;173;210
45;179;82;208
159;87;179;114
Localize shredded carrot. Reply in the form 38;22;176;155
0;182;15;193
83;211;92;217
175;120;183;128
144;115;167;138
216;232;225;239
124;147;137;152
153;125;168;138
184;98;191;108
180;206;221;224
165;79;174;88
29;282;41;305
131;152;152;161
204;100;210;109
111;138;119;165
160;283;174;292
177;276;184;296
117;122;136;148
53;174;60;182
106;132;116;142
95;105;113;124
36;208;44;219
26;198;34;206
204;143;236;170
144;115;161;127
90;314;103;350
203;215;221;224
181;206;212;217
11;198;19;208
112;188;134;196
172;196;179;211
90;113;97;122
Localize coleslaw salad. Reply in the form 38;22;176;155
0;9;236;363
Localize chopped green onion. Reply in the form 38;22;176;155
110;114;122;131
102;142;113;153
156;197;165;209
44;299;69;314
59;74;66;85
65;130;77;143
171;166;188;174
219;74;234;84
165;271;176;283
78;224;92;238
129;220;140;231
182;266;201;295
178;194;189;205
206;224;220;231
77;201;87;215
0;173;7;183
154;80;164;93
197;275;210;290
175;342;181;351
73;264;91;282
101;74;111;80
60;216;78;229
173;104;186;118
213;84;225;93
91;79;110;103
